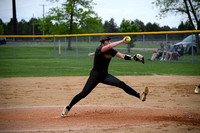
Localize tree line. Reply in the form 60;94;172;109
0;17;194;36
0;0;199;53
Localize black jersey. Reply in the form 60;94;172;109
92;45;118;72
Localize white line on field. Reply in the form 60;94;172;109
0;105;175;111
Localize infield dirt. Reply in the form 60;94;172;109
0;76;200;132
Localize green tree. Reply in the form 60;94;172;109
36;15;63;35
0;19;4;35
133;19;145;32
17;19;24;35
5;18;15;35
119;19;141;53
29;18;42;35
79;16;104;33
103;18;118;33
120;19;140;33
145;22;160;31
161;25;171;31
178;21;193;30
17;19;30;35
153;0;200;54
45;0;100;50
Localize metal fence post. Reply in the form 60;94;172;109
166;34;168;43
192;33;194;64
142;35;145;58
165;34;168;63
13;37;16;59
54;36;56;58
89;36;91;54
76;36;78;59
65;37;67;58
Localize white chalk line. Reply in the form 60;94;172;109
0;105;174;110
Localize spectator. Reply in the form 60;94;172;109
177;44;184;57
160;42;174;61
149;43;165;61
168;44;184;61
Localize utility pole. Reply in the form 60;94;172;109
12;0;17;35
33;13;35;40
40;4;46;35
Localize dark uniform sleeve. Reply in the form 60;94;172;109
95;45;118;57
109;48;118;57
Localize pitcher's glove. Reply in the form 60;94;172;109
133;54;144;64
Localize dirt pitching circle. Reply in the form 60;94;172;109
0;76;200;132
0;105;200;132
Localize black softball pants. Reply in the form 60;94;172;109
67;70;140;110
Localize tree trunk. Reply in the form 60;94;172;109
67;37;72;50
183;0;196;30
67;18;73;50
67;1;76;50
188;0;200;29
184;0;200;54
68;14;73;50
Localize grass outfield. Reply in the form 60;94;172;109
0;43;160;59
0;58;200;77
0;44;200;77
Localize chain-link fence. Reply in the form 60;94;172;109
0;31;200;64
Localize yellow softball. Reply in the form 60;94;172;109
126;36;131;42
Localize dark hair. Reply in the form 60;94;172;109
100;36;111;43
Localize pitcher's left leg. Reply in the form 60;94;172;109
101;74;140;98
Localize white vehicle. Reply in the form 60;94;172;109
174;34;200;54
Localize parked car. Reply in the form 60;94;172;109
174;34;200;54
0;37;6;45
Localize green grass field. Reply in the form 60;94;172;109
0;58;200;77
0;44;200;77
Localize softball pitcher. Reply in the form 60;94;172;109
61;36;148;117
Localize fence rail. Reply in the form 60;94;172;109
0;30;200;64
0;30;200;38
